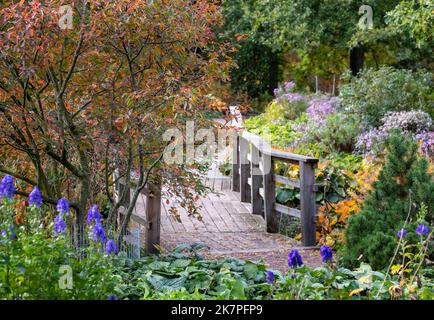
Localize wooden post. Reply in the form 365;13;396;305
232;135;240;192
239;136;250;203
250;144;262;215
145;182;161;254
262;153;278;233
119;180;131;208
300;162;317;246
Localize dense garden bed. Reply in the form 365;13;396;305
1;183;434;300
0;0;433;301
239;67;434;256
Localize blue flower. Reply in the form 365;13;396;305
86;205;101;225
397;229;408;238
29;186;42;208
107;295;118;300
288;249;303;268
56;198;70;215
1;229;6;237
54;214;67;234
105;239;118;256
416;223;430;237
320;245;333;262
0;175;16;200
265;270;275;284
8;224;15;239
93;221;106;242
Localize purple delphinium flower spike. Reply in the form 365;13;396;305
0;175;16;200
265;270;275;284
54;214;67;234
87;205;101;225
397;229;407;239
288;249;303;268
93;221;106;242
29;186;42;208
416;223;429;237
56;198;70;215
105;239;118;256
320;245;333;262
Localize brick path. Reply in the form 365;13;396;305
149;164;322;272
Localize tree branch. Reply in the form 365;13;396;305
0;166;37;186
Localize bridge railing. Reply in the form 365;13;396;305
232;131;319;247
115;177;161;254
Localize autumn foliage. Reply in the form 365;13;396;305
0;0;232;242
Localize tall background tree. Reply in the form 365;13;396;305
0;0;232;244
220;0;433;97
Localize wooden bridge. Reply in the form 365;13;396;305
124;131;321;270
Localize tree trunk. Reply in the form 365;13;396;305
350;46;365;76
74;177;90;249
268;52;280;96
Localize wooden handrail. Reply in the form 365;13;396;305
232;131;319;247
241;131;318;163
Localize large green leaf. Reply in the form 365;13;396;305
171;259;191;269
276;188;295;204
326;193;340;203
243;261;259;280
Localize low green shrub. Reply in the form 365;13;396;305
342;132;434;270
244;112;304;148
296;113;361;156
275;160;357;208
114;243;434;300
0;201;121;300
2;210;434;301
340;67;434;127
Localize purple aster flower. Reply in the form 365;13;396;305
56;198;70;215
284;81;296;92
397;229;407;238
0;175;16;200
86;205;101;225
265;270;275;284
105;239;118;256
320;245;333;262
306;96;338;122
416;223;430;237
276;92;304;104
54;214;67;234
288;249;303;268
107;295;118;300
1;229;6;237
416;131;434;157
29;186;42;208
93;221;106;242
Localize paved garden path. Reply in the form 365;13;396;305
149;163;322;272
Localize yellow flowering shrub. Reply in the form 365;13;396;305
317;159;382;248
